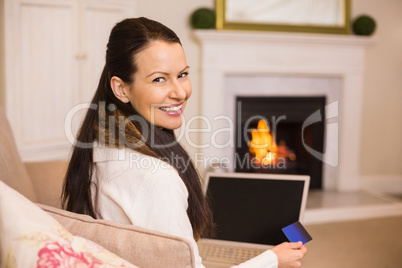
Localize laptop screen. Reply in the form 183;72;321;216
204;173;309;246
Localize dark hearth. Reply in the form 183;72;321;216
235;96;326;189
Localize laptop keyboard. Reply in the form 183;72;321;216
198;243;266;265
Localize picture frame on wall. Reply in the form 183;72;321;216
216;0;351;34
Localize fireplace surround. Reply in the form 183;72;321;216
194;29;374;192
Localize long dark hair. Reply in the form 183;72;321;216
62;17;213;240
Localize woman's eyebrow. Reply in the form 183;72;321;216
146;66;190;78
180;66;190;72
146;71;169;78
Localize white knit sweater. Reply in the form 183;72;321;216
91;145;278;268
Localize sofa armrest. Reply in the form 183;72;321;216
25;161;68;208
38;204;195;268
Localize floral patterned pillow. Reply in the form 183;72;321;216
0;181;137;268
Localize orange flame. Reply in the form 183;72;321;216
248;119;278;166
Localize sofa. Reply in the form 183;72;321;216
0;106;195;267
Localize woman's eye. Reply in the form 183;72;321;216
178;72;189;79
153;77;165;83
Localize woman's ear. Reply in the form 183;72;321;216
110;76;130;103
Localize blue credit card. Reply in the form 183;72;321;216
282;221;312;245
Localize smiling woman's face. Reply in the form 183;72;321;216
113;41;192;130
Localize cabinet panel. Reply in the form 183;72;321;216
19;3;75;144
4;0;136;161
80;5;131;103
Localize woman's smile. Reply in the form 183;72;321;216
158;102;184;114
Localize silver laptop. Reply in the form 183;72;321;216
198;172;310;267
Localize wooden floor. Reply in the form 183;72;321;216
303;216;402;268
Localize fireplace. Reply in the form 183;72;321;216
194;29;373;192
235;96;326;189
213;74;340;190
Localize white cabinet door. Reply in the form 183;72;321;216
4;0;136;161
79;0;136;104
5;0;78;161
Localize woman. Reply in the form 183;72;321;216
62;17;307;268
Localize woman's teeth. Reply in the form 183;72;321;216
159;105;182;112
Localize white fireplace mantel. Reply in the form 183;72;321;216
194;29;374;192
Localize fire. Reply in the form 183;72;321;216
248;119;278;166
248;119;296;166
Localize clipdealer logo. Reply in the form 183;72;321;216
64;101;339;168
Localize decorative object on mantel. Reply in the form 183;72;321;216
215;0;351;35
352;15;376;36
190;7;216;29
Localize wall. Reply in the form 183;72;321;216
352;0;402;178
0;0;4;107
138;0;402;182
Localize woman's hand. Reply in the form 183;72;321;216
271;242;307;268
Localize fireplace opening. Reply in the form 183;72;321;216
235;96;326;189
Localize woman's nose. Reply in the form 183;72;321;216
169;80;188;100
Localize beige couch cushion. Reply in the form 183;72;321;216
0;107;37;202
39;204;195;268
